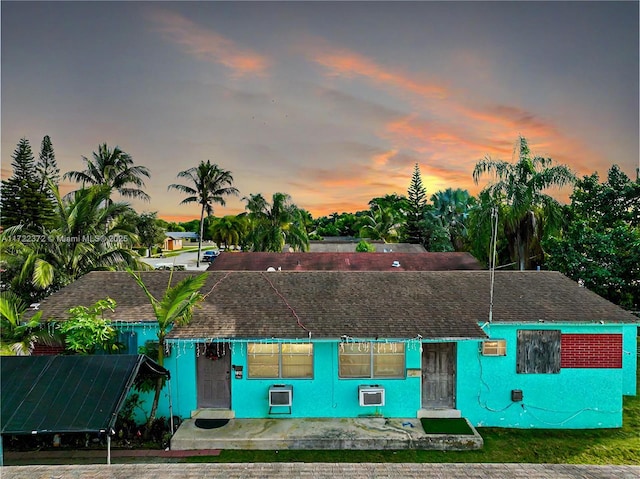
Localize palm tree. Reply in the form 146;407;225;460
467;189;510;267
4;184;144;300
369;194;409;225
430;188;476;251
244;192;310;252
129;270;207;427
358;204;400;242
0;291;59;355
168;161;239;266
64;143;151;202
209;215;248;250
473;136;575;270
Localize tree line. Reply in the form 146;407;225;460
1;135;638;312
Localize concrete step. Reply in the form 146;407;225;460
190;409;235;419
171;417;483;451
417;408;461;418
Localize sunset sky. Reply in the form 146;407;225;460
2;1;638;221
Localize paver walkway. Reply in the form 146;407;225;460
2;463;639;479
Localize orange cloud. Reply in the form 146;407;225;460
306;40;607;187
298;165;367;189
305;200;371;217
457;103;559;141
383;115;485;158
149;8;270;77
311;47;448;100
372;149;397;166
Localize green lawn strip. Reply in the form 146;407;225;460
420;418;474;435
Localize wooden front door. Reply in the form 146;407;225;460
422;342;456;409
197;343;231;408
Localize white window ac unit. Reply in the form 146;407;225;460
358;385;385;407
269;385;293;407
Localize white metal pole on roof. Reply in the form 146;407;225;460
488;207;499;325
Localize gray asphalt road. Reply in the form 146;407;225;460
140;249;213;271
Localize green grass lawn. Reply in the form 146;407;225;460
186;366;640;465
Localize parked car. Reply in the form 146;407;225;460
202;250;220;263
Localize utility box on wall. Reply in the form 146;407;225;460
511;389;523;402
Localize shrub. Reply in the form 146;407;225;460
356;240;376;252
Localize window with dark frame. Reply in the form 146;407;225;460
516;330;561;374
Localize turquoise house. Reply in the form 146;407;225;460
35;270;638;429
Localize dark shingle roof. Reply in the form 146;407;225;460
207;252;484;271
165;232;198;239
33;271;638;341
307;241;427;253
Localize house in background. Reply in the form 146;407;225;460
163;232;198;251
207;252;484;272
32;270;638;431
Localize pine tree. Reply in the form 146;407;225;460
1;138;51;228
404;163;427;244
37;135;60;193
36;135;58;225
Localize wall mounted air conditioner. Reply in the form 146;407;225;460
358;385;385;407
269;385;293;407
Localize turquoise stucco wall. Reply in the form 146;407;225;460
115;322;175;423
621;324;638;395
161;340;423;419
230;341;422;418
457;323;638;429
162;341;198;419
119;322;638;429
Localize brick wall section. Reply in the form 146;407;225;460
561;334;622;368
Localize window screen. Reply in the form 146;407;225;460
247;343;313;378
482;340;506;356
339;342;405;378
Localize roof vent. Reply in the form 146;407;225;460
392;261;400;268
266;267;276;272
